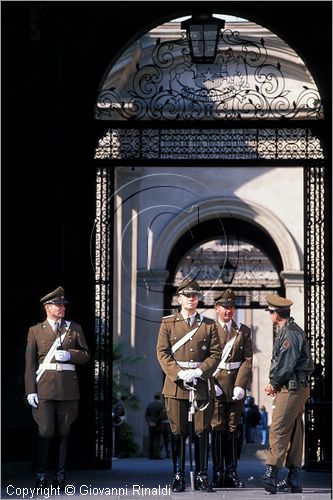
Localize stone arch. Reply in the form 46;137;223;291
151;197;301;274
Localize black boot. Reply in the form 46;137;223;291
277;467;302;493
254;464;279;494
211;430;225;488
224;432;245;488
35;470;48;488
35;436;49;487
171;434;185;492
52;437;67;491
52;466;66;491
194;433;213;492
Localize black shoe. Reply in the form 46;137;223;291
277;477;290;492
52;466;66;491
277;467;302;493
212;470;224;488
195;473;213;492
172;472;185;492
251;465;279;494
224;471;245;488
35;471;48;488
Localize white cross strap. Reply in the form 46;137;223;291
213;333;238;377
171;326;199;355
36;321;71;383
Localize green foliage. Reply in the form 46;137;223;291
112;341;144;457
112;342;143;409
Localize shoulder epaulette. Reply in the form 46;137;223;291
162;314;175;319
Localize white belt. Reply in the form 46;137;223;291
218;361;241;370
177;361;201;369
39;363;75;372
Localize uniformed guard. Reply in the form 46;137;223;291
156;279;221;492
211;289;253;488
252;294;314;494
25;286;90;490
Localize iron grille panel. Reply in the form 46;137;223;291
304;160;331;469
95;128;324;160
95;167;113;465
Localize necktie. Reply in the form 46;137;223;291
55;321;62;348
187;318;191;328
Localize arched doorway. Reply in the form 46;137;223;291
93;13;329;470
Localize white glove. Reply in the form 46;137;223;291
27;393;39;408
177;368;203;383
232;386;245;400
54;350;71;362
214;384;223;397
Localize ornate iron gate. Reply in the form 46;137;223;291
94;127;330;469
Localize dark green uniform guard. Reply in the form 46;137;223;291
253;294;314;494
25;286;90;490
157;279;221;492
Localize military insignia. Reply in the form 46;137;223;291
282;339;290;349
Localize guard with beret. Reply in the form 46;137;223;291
252;293;314;494
157;278;221;492
25;286;90;490
211;288;253;488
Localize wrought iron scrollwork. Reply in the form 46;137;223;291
95;28;323;121
94;128;324;160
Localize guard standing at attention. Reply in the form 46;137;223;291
25;286;90;490
252;294;314;494
157;279;221;492
211;289;253;488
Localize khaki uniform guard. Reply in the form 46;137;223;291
25;286;90;490
157;279;221;492
252;294;314;494
211;289;253;488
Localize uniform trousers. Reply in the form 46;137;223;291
165;397;213;435
266;385;310;468
32;400;78;439
211;399;244;432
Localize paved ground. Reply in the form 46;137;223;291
1;445;331;499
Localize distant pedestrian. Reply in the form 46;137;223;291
145;393;163;459
113;396;127;458
259;405;269;446
244;396;260;443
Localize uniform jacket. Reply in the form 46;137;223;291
24;319;90;400
213;319;253;401
269;317;314;390
156;312;221;400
